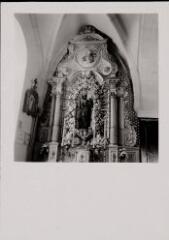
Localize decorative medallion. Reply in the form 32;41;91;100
98;59;112;76
76;46;100;68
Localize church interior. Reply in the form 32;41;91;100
14;14;158;162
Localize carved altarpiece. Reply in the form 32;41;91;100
33;26;140;162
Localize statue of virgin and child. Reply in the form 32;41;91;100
74;88;94;146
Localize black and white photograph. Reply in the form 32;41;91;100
1;3;169;240
14;13;158;162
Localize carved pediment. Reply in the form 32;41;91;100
55;26;117;81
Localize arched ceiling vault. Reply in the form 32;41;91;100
36;13;141;111
16;13;158;118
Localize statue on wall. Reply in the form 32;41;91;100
124;119;137;147
23;79;39;117
75;88;93;130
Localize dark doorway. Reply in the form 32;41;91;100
139;118;158;162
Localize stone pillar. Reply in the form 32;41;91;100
109;78;119;146
47;76;65;162
119;96;124;145
48;91;55;142
117;86;128;146
108;77;119;162
109;90;118;145
51;91;62;142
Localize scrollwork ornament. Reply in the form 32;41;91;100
98;59;112;76
111;62;118;77
119;149;128;162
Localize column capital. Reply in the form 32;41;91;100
110;88;118;97
108;78;120;97
109;77;120;86
48;76;66;95
116;86;128;98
